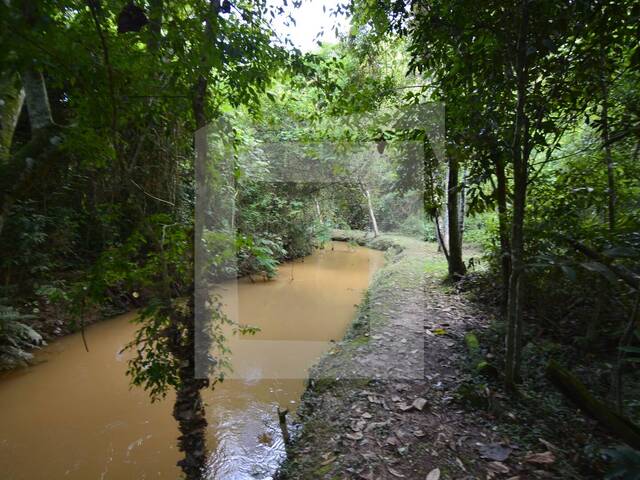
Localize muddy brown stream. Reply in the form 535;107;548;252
0;244;383;480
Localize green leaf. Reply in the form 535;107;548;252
619;346;640;354
580;261;618;284
560;265;577;282
603;247;638;259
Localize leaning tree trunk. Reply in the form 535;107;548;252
546;360;640;450
363;187;379;237
505;0;530;391
0;73;25;163
446;155;466;279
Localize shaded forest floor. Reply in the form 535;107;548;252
276;231;612;480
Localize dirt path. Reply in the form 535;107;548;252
276;232;514;480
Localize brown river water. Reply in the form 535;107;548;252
0;243;384;480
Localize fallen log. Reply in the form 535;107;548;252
566;238;639;290
545;359;640;450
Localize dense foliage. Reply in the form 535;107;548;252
1;0;639;477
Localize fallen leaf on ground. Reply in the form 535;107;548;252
487;461;509;474
412;398;428;411
478;443;512;462
320;454;336;466
387;466;405;477
352;420;366;432
413;429;426;437
524;451;555;464
364;420;390;433
385;435;399;446
426;467;440;480
538;438;559;451
344;432;364;441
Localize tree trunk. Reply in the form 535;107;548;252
363;188;379;237
493;147;511;317
612;292;640;414
435;215;448;259
0;69;56;238
168;2;221;478
442;166;450;248
168;305;209;480
0;73;25;163
458;166;466;243
600;44;616;232
446;155;466;279
505;0;529;391
21;69;53;131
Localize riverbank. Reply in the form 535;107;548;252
276;231;569;479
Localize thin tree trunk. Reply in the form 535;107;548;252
493;147;511;317
447;155;466;279
585;288;605;345
505;0;530;391
612;292;640;414
435;215;449;259
168;302;209;480
600;44;616;232
363;188;379;237
442;166;450;248
458;166;466;242
0;73;25;163
169;2;220;478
